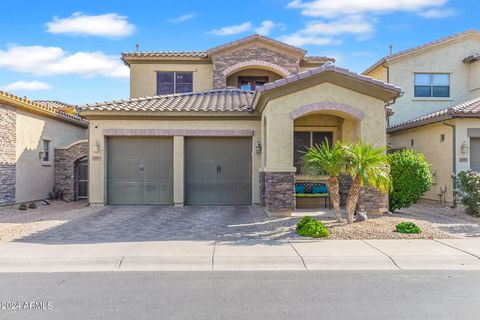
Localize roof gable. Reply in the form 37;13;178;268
363;29;480;75
207;34;306;57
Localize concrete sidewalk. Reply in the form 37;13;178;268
0;239;479;272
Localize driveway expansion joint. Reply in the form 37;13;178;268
287;240;308;270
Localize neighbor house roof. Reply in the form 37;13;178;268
78;88;254;113
0;90;87;127
387;96;480;133
122;51;209;59
363;29;480;75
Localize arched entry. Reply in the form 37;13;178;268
74;157;88;200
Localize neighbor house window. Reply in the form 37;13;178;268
294;131;333;174
156;71;193;95
238;76;268;91
414;73;450;97
42;140;50;162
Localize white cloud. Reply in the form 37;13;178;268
255;20;276;36
168;13;196;23
302;16;375;38
1;80;52;92
418;8;457;18
209;22;252;36
0;45;129;78
46;12;135;38
277;34;341;46
287;0;447;18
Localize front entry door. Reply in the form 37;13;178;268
185;137;252;205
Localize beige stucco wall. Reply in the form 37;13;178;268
455;118;480;172
388;122;453;203
15;109;87;202
262;82;387;171
469;61;480;99
379;35;480;125
87;118;261;205
130;63;214;98
365;65;388;82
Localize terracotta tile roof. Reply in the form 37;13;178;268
363;29;480;75
122;51;208;58
207;34;306;55
463;53;480;63
256;65;401;94
34;100;74;109
78;89;255;113
387;96;480;133
303;55;335;63
0;90;87;126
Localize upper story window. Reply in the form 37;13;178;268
157;71;193;95
414;73;450;98
238;76;268;91
42;140;50;163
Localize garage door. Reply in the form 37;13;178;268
471;138;480;172
107;137;173;205
185;137;252;205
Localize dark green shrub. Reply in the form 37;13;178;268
457;170;480;217
388;150;432;211
28;202;37;209
395;221;422;234
296;216;330;238
18;203;28;210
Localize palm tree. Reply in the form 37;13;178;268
302;141;346;222
343;141;391;223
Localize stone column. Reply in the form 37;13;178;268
0;104;16;204
173;136;184;207
263;170;295;217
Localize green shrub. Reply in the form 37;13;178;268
388;150;432;211
296;216;330;238
28;202;37;209
395;221;422;234
457;170;480;217
18;203;28;210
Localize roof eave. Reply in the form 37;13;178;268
387;114;452;133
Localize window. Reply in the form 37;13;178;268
414;73;450;97
42;140;50;162
156;71;193;95
238;76;268;91
294;131;333;174
440;134;445;142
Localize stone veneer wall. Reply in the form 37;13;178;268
0;104;16;204
54;141;88;201
263;172;295;212
259;171;266;206
338;174;388;214
212;45;299;89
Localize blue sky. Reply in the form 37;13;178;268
0;0;478;104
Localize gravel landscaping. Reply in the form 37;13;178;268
0;201;104;242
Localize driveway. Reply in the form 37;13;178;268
17;206;261;244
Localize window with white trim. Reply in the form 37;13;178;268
414;73;450;98
42;140;50;162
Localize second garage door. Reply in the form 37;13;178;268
185;137;252;205
108;137;173;205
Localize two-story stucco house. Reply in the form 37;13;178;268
364;30;480;205
0;91;88;205
79;34;400;216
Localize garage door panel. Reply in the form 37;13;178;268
185;137;251;205
470;138;480;172
108;137;173;205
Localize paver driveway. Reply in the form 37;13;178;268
17;206;261;244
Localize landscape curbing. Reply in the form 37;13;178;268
0;239;480;272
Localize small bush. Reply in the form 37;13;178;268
28;202;37;209
296;216;330;238
18;203;28;210
395;221;422;234
457;170;480;217
388;150;432;211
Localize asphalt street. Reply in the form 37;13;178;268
1;271;479;320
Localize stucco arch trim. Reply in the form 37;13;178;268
222;60;292;77
290;102;365;120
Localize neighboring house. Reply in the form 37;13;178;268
79;34;400;216
364;29;480;126
0;91;88;204
364;29;480;205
